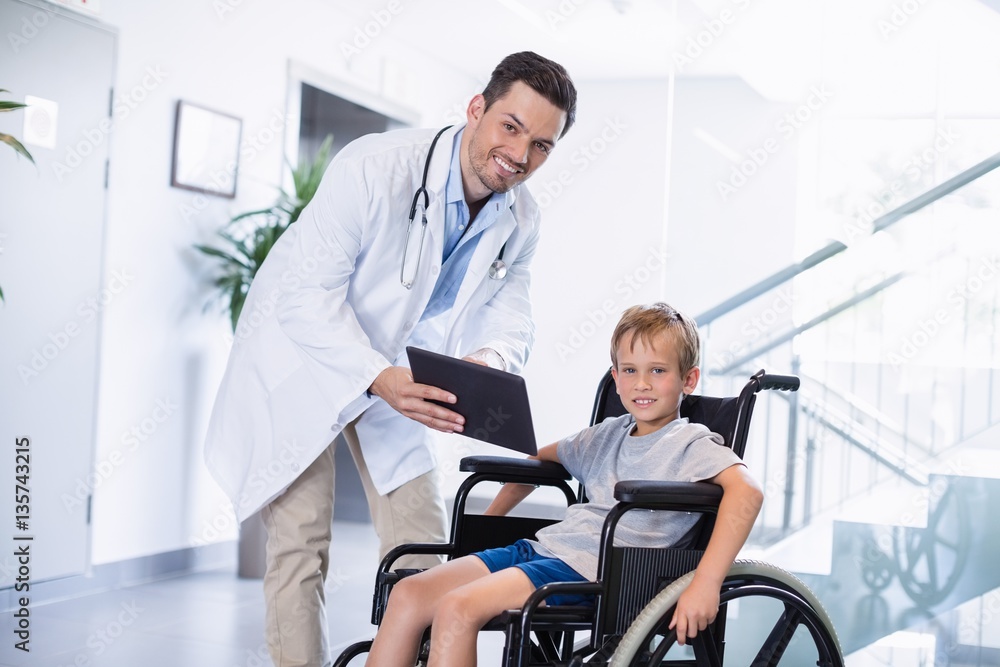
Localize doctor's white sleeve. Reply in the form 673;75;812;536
271;158;391;412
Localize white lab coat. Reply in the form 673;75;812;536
204;125;539;522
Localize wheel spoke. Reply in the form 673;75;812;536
750;604;802;667
936;535;960;551
691;625;723;667
645;630;675;665
925;543;939;590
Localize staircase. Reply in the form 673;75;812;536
761;438;1000;662
694;150;1000;664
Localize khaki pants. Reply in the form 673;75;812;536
261;419;447;667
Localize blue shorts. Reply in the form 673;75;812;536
473;539;593;607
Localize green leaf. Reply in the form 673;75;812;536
0;133;34;163
196;134;334;330
0;101;28;112
228;282;247;332
194;244;252;270
230;207;275;223
217;230;254;261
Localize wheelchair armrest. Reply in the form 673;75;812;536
614;480;723;506
460;456;572;481
373;543;457;625
378;542;457;575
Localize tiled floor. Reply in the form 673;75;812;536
1;521;505;667
2;519;997;667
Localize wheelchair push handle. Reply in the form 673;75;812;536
753;370;800;392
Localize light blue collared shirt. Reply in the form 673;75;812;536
420;128;513;321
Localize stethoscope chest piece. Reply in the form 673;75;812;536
489;259;508;281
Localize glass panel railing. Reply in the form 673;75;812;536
698;156;1000;544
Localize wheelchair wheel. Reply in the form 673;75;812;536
610;560;843;667
892;481;970;607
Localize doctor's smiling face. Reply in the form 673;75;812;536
461;80;567;202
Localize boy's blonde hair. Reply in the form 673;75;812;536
610;303;700;373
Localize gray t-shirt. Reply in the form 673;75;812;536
530;415;743;581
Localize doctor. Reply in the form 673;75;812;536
204;52;577;667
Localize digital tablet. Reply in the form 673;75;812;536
406;346;538;455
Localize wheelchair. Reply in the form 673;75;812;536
334;369;843;666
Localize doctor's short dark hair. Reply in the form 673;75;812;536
610;303;701;375
483;51;577;138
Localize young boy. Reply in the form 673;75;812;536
367;303;764;667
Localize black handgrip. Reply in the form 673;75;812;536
758;373;800;392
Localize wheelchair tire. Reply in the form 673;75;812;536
610;560;843;667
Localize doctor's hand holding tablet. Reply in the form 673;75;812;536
367;347;501;434
368;364;465;433
402;347;539;455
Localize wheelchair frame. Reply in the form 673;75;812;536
334;369;843;667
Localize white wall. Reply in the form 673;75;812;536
90;0;478;565
86;3;805;564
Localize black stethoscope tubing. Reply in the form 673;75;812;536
401;126;508;289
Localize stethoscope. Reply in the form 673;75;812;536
400;126;508;289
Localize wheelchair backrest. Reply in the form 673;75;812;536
590;368;754;456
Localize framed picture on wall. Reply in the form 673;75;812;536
170;100;242;198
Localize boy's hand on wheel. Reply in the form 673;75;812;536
669;576;720;646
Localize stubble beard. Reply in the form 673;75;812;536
467;135;520;195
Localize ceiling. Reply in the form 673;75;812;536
335;0;1000;106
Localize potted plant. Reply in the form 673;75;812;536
0;90;33;163
1;89;34;303
196;135;333;330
